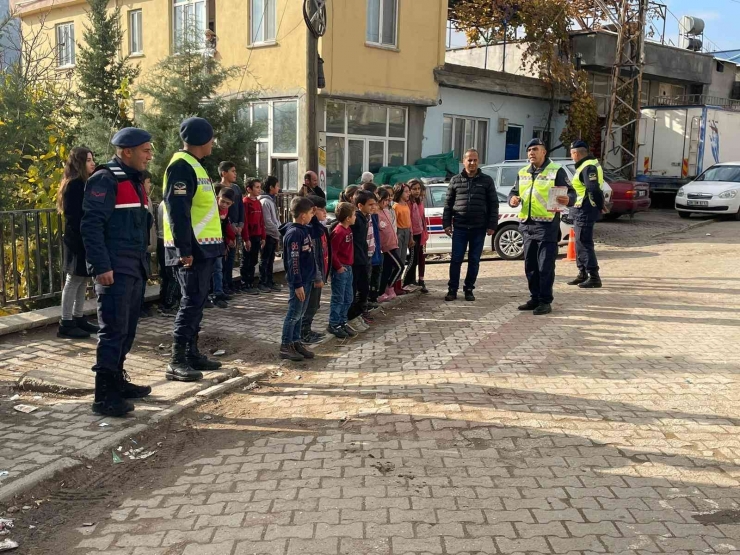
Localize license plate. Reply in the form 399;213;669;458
687;200;709;207
637;190;647;197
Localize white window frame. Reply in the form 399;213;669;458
55;22;75;68
324;100;408;188
247;99;300;190
172;0;206;53
129;9;143;56
443;115;489;164
249;0;277;46
366;0;399;48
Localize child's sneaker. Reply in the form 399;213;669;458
341;324;358;337
280;343;303;361
213;295;228;309
377;293;392;303
204;298;215;309
270;283;283;292
361;313;374;325
245;286;260;296
327;324;349;339
259;284;272;293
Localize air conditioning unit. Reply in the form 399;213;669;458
498;118;509;133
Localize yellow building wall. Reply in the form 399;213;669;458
17;0;308;101
319;0;447;106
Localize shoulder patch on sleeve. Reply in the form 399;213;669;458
588;172;598;181
87;183;108;203
173;182;187;196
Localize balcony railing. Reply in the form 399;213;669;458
650;95;740;111
0;192;299;308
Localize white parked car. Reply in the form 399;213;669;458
423;182;570;260
675;163;740;220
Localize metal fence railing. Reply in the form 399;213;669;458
0;192;299;307
0;209;64;307
651;95;740;111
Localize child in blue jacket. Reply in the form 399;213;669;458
278;197;321;362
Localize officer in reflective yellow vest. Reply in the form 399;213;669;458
163;117;224;382
567;140;605;289
509;138;576;315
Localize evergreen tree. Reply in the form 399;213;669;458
137;30;258;194
76;0;140;129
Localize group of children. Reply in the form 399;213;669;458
278;179;430;362
157;159;431;361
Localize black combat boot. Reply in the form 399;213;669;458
57;319;90;339
92;373;134;417
518;300;539;311
117;370;152;399
166;342;203;382
579;271;602;289
74;317;100;334
186;336;222;371
568;270;588;286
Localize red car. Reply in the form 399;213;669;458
602;173;651;220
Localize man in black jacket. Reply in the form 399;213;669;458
443;148;499;302
81;128;154;417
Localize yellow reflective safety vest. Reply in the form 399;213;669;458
571;158;604;208
162;151;223;248
517;161;562;222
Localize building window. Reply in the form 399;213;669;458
442;115;488;164
246;99;299;190
129;10;143;55
366;0;397;47
55;22;75;67
591;73;610;117
532;128;552;147
250;0;276;45
325;100;408;188
173;0;206;52
133;99;145;122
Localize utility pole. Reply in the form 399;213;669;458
303;0;327;174
307;28;318;173
601;0;649;179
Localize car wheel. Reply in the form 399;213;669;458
734;206;740;221
678;211;691;219
494;225;524;260
602;212;622;221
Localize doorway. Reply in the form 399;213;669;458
505;125;522;161
347;139;386;185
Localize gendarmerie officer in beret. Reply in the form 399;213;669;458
567;140;605;289
509;138;576;315
81;128;154;417
162;117;223;381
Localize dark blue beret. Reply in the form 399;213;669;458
570;140;589;150
525;138;545;149
111;127;152;148
180;117;214;146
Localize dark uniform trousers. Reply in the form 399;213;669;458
173;257;216;345
573;216;598;272
522;222;558;305
93;271;146;374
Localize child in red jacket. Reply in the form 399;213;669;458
240;178;267;294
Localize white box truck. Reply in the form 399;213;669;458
637;105;740;193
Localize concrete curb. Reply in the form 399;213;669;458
651;217;722;239
0;369;269;503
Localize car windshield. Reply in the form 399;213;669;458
695;166;740;183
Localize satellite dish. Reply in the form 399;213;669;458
304;0;327;38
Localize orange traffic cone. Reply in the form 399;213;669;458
566;228;577;261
